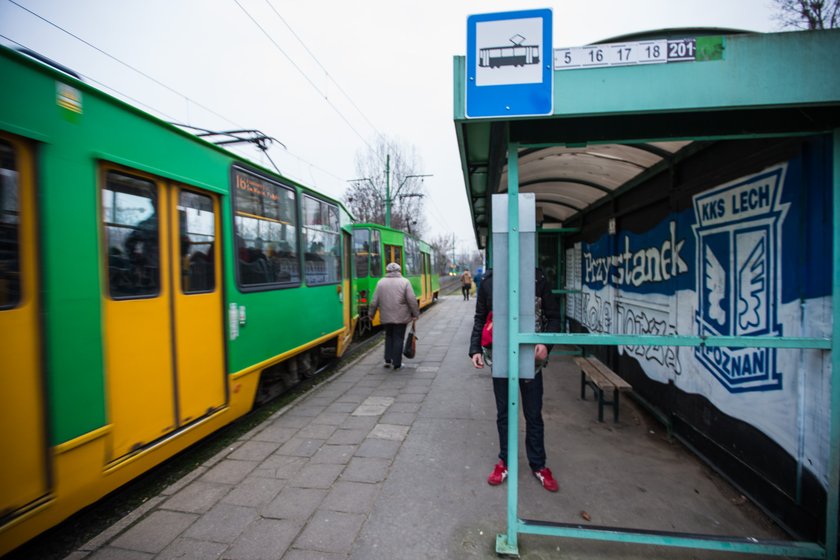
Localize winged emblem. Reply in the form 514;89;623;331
705;245;726;325
738;237;766;331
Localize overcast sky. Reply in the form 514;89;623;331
0;0;781;254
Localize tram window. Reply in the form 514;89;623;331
410;238;420;275
179;190;215;294
233;168;299;287
385;244;402;270
302;195;340;286
370;229;382;277
103;171;160;299
403;237;413;275
0;140;20;309
353;228;370;278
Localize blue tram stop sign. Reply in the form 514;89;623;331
466;9;553;118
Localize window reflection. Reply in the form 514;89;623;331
233;168;299;286
404;236;417;276
0;140;20;308
302;195;340;285
370;229;382;277
353;228;370;278
103;171;159;298
179;190;215;293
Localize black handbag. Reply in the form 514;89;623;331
403;321;418;359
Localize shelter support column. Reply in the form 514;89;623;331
828;128;840;560
499;142;521;555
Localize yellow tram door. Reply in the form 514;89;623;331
101;170;225;460
339;230;353;352
0;136;50;516
170;187;225;424
422;253;432;304
102;169;177;460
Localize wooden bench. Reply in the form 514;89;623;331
574;356;633;422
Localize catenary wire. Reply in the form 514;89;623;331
263;0;384;143
0;33;182;122
4;1;436;215
6;0;241;130
0;5;350;195
232;0;378;158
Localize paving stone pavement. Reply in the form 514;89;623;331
68;295;790;560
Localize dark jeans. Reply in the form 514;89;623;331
383;323;408;368
493;370;545;471
462;285;470;300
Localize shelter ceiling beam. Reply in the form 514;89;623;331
509;106;840;146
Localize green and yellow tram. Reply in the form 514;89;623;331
0;45;358;554
351;223;439;333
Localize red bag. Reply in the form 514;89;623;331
481;311;493;347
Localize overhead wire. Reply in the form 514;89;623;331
1;0;349;195
6;0;242;130
232;0;378;157
0;33;183;122
250;0;447;226
426;194;453;231
262;0;384;143
4;0;445;218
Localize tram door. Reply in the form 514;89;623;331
0;135;49;515
422;253;432;303
341;231;352;347
101;168;225;460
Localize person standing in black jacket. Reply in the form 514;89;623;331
468;268;561;492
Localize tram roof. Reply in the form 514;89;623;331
453;28;840;248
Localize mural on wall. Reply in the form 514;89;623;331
566;159;833;488
693;167;788;393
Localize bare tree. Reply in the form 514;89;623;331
429;233;454;275
344;136;428;238
457;248;483;274
774;0;839;29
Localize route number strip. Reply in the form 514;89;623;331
554;38;697;70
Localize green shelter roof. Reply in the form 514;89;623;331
453;28;840;248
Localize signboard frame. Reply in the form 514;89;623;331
466;9;553;119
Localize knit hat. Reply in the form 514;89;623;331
386;262;401;273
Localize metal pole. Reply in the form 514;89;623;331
826;127;840;560
503;142;521;554
385;154;391;228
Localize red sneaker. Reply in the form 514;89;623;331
533;467;559;492
487;460;508;485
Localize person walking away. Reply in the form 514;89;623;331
473;267;484;295
370;262;420;370
460;269;473;300
468;268;562;492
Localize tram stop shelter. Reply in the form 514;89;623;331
453;26;840;558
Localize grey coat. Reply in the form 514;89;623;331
370;270;420;325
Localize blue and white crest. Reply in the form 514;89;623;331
692;166;789;393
